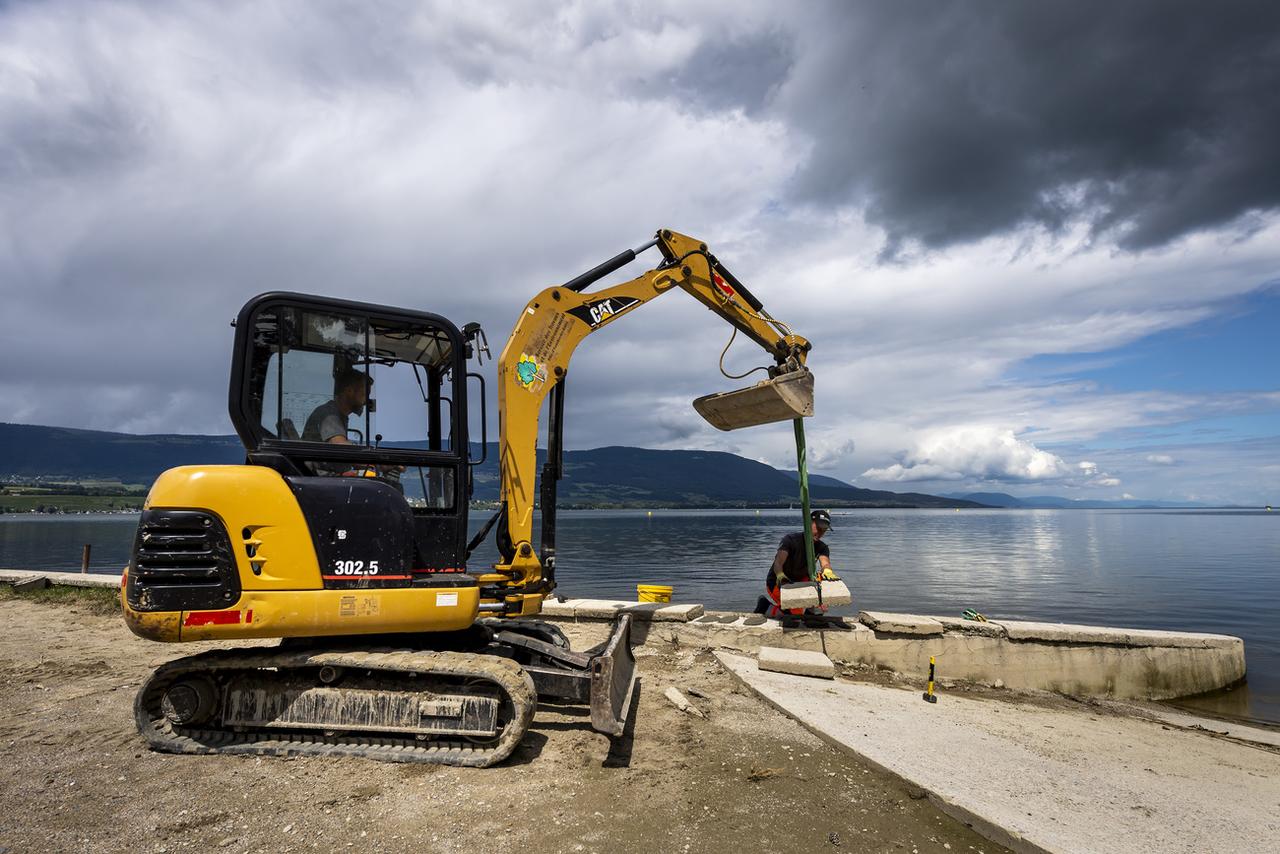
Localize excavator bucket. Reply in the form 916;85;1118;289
588;614;638;737
693;369;815;432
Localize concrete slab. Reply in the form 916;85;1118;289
0;569;121;589
11;575;49;592
1000;619;1239;649
537;598;577;618
539;598;703;622
717;651;1280;854
778;582;820;609
933;615;1007;637
818;579;852;606
758;646;835;679
858;610;943;636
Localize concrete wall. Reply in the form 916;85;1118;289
647;610;1246;702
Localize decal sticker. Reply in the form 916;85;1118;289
339;595;380;617
436;591;459;607
331;559;379;575
567;296;641;328
527;314;572;366
712;272;735;298
515;353;547;390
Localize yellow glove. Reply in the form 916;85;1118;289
820;566;840;581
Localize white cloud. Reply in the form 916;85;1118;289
860;426;1071;483
808;437;857;469
1146;454;1176;465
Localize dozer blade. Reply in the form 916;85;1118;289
588;614;637;737
693;369;814;432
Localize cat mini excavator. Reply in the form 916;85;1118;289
121;229;813;767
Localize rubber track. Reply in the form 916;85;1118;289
134;647;537;768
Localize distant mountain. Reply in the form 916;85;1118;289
942;491;1212;509
539;447;983;508
0;422;984;509
781;470;859;490
0;423;243;483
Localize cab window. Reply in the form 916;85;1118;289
243;305;460;508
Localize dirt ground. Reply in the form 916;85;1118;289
0;590;1004;854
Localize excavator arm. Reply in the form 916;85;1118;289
481;229;812;615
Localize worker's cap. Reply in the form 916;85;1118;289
811;509;832;528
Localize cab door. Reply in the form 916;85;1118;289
229;292;472;588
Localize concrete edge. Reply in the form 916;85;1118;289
0;569;121;589
540;598;705;622
547;599;1238;651
713;651;1048;854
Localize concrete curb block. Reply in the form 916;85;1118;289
539;598;704;622
758;646;835;679
858;610;944;635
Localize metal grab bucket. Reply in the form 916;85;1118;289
692;369;814;431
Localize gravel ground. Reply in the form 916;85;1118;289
0;590;1004;854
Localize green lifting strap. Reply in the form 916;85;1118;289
793;417;818;583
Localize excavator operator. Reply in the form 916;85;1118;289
762;508;839;618
301;367;370;444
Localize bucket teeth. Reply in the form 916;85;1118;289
692;369;814;431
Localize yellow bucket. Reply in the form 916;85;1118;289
637;584;673;603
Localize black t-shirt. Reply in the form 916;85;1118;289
766;531;830;587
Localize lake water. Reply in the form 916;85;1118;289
3;508;1277;723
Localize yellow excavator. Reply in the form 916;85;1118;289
121;229;813;766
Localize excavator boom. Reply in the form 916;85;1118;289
491;229;813;600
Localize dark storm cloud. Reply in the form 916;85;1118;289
777;0;1280;253
662;30;793;116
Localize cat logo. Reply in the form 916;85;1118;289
568;296;641;328
590;301;616;324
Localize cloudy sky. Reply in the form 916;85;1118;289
2;0;1278;504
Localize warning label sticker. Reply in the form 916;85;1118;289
436;592;459;608
339;595;380;617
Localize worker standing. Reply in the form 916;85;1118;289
761;509;839;617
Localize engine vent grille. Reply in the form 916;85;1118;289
127;509;240;612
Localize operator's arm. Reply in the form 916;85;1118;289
771;548;790;585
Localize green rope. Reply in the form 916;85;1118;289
793;417;817;583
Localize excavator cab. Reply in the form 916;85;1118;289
228;292;482;586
